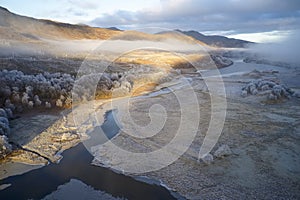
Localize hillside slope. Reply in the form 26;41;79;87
0;6;121;41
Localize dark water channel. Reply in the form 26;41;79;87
0;110;178;200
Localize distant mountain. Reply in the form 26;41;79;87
0;6;121;41
106;27;122;31
113;30;207;46
176;29;253;48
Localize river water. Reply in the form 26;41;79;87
0;110;178;200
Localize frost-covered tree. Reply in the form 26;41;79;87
0;116;10;136
25;86;33;97
56;99;63;107
4;99;15;111
0;109;7;118
110;73;119;81
4;108;13;119
28;101;34;109
1;67;165;111
21;92;29;105
0;135;12;159
0;86;11;98
64;96;72;107
12;91;20;103
45;102;51;108
33;95;42;106
241;79;294;100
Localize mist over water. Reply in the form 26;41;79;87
248;30;300;64
0;37;206;57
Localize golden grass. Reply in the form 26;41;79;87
115;50;206;70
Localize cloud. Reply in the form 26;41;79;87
90;0;300;35
227;30;292;43
66;8;88;17
67;0;100;10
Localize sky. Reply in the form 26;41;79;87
1;0;300;42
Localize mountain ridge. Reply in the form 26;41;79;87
0;6;250;48
0;6;121;41
176;29;253;48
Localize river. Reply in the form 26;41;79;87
0;111;179;200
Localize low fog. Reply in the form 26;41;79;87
0;38;207;57
248;30;300;64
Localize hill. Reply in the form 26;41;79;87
0;6;121;41
176;29;253;48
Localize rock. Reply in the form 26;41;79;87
214;144;232;158
201;153;214;164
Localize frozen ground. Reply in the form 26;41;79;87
90;60;300;199
0;57;299;199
